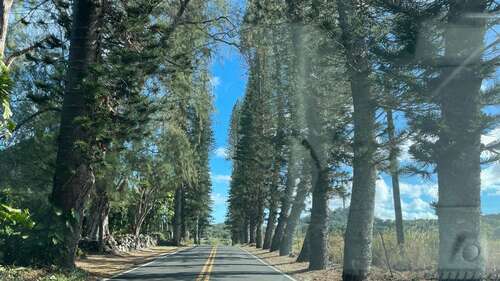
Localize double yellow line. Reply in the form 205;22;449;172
196;246;217;281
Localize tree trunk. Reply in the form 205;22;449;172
437;2;487;280
243;218;249;244
296;227;310;262
249;217;257;244
270;152;297;251
50;0;102;269
256;198;264;248
280;162;311;256
173;186;183;246
308;168;329;270
132;188;154;248
386;110;404;247
0;0;13;58
337;1;377;280
263;158;281;249
255;220;263;248
263;201;278;249
195;216;200;245
181;187;187;241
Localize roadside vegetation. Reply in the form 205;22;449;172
227;0;500;280
0;0;234;278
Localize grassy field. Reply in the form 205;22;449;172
292;222;500;274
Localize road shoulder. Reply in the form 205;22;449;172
241;245;339;281
76;246;185;280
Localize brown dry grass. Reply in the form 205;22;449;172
76;246;182;280
243;246;434;281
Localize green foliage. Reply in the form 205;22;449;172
0;204;34;263
205;223;232;245
0;61;14;139
0;266;88;281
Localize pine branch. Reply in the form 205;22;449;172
4;36;59;67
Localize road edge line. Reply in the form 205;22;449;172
100;246;195;281
239;246;299;281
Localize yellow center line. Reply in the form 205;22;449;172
196;246;217;281
204;247;217;281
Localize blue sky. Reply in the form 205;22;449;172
207;5;500;223
209;44;247;223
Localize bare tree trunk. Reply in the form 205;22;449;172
386;110;404;247
181;187;187;241
263;202;278;249
270;152;297;251
132;188;154;248
280;162;311;256
337;1;377;280
308;169;329;270
300;138;330;271
256;198;264;248
0;0;13;58
173;186;183;246
296;227;310;262
263;159;280;249
194;216;200;245
50;0;102;269
243;218;249;244
249;218;257;244
437;2;487;280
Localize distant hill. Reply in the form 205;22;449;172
298;209;500;239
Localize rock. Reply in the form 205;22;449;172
79;234;158;254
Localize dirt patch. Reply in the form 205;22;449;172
242;246;339;281
76;246;183;280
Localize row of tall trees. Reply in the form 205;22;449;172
0;0;229;269
227;1;498;281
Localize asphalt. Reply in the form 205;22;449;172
108;246;296;281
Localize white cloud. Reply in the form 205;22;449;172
211;174;231;184
399;181;438;200
481;163;500;195
481;127;500;146
375;178;395;220
214;147;228;159
374;177;437;220
211;193;228;205
399;139;414;163
210;76;221;88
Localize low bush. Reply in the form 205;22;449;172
0;265;87;281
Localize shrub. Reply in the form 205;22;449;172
0;204;35;263
0;266;87;281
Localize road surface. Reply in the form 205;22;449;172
107;246;296;281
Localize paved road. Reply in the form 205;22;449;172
108;246;295;281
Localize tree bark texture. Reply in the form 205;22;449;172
50;0;102;269
263;159;281;249
296;226;310;262
0;0;13;58
386;110;404;247
173;186;183;246
337;1;377;280
270;152;298;251
280;162;311;256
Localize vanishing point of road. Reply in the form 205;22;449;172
106;246;297;281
